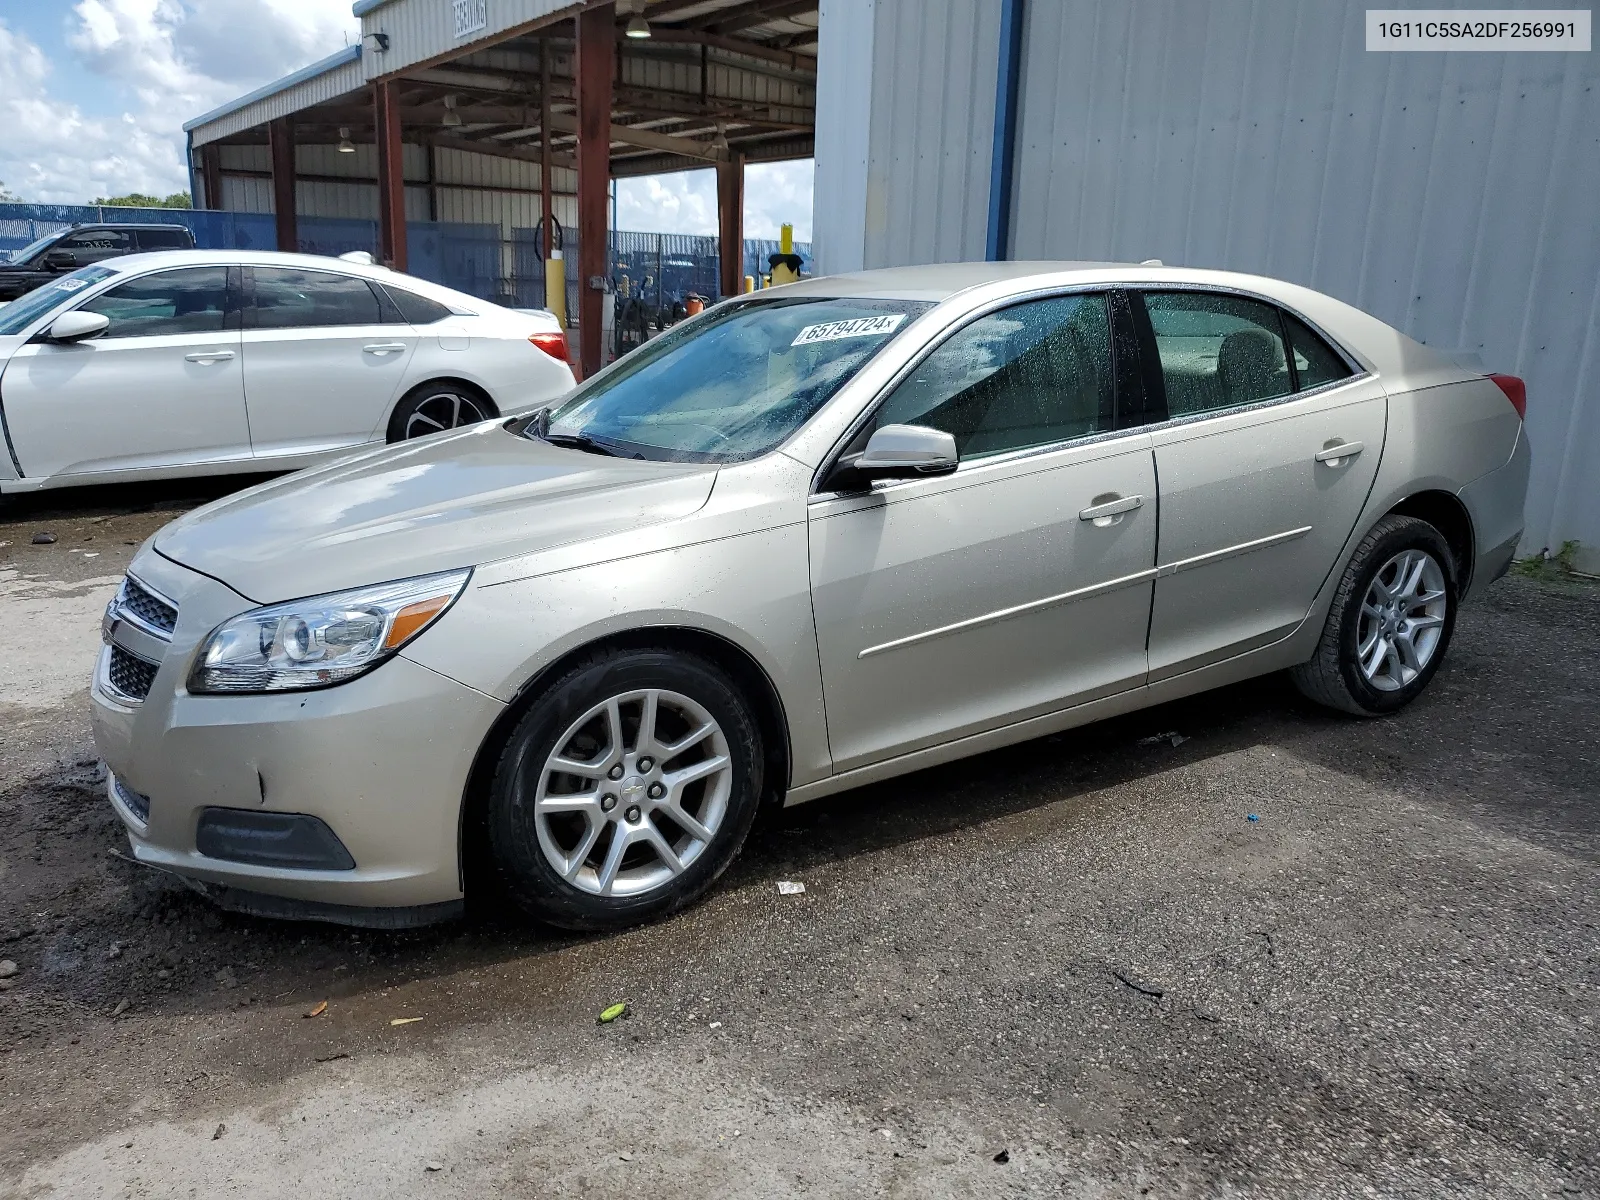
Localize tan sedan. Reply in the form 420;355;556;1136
91;262;1530;929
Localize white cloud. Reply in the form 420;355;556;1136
0;1;356;204
616;160;814;245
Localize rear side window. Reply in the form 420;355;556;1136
57;229;134;265
381;284;453;325
1282;312;1354;391
252;268;382;329
136;228;194;250
1142;291;1291;415
77;266;228;337
870;292;1115;460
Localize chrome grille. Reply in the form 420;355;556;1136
119;576;177;634
108;645;159;701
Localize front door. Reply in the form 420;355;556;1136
809;292;1158;772
241;266;418;459
1135;289;1387;678
0;265;250;478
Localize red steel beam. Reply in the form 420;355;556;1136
576;4;615;377
268;119;298;251
717;153;744;297
375;80;408;270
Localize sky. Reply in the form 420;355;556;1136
0;0;812;240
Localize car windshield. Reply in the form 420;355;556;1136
540;296;932;462
3;232;61;265
0;265;117;335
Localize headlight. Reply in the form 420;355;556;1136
188;569;471;695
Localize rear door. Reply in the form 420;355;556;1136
0;265;250;478
240;266;419;459
1135;289;1386;679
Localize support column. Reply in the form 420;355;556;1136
200;143;222;211
717;154;745;298
576;4;614;378
268;118;297;252
375;80;408;271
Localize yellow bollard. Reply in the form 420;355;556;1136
743;274;756;293
768;222;802;286
544;249;567;328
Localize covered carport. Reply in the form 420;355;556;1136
183;0;818;376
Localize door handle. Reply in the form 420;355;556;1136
1315;440;1364;465
184;350;234;363
363;342;408;355
1079;494;1144;526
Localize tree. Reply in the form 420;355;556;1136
0;181;19;202
94;191;192;209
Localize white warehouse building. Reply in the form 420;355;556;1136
189;0;1597;566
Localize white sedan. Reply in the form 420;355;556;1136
0;250;575;499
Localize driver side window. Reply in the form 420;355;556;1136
868;293;1115;460
77;267;230;338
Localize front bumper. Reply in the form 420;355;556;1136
90;552;506;917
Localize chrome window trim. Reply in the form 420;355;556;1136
1139;370;1378;436
809;282;1122;498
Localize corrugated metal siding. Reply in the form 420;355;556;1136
190;54;367;146
1006;0;1600;562
860;0;999;268
357;0;579;77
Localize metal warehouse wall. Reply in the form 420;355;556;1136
815;0;1600;567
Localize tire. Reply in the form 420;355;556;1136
486;647;764;931
1291;514;1459;716
385;381;497;443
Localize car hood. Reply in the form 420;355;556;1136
153;422;719;603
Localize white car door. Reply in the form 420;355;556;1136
240;266;418;459
0;265;251;479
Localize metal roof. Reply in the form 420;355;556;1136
183;45;364;135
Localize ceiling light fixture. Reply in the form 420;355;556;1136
337;127;355;153
441;95;463;128
619;0;651;38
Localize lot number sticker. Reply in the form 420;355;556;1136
791;314;906;346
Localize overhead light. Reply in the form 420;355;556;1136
337;126;355;153
441;95;462;128
710;121;729;154
618;0;650;37
362;31;389;53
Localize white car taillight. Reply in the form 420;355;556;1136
529;330;570;363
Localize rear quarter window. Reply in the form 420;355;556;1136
380;285;454;325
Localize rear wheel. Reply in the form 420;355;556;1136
1291;514;1458;716
386;381;496;443
486;648;763;930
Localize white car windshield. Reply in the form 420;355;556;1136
0;265;117;335
540;297;932;463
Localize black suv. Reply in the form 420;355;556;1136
0;224;196;301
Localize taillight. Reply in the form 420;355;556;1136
529;331;569;363
1488;373;1526;420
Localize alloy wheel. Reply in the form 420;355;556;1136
1356;548;1448;692
533;688;732;897
404;390;488;438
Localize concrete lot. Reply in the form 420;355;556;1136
0;481;1595;1198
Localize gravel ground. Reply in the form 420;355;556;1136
0;481;1596;1198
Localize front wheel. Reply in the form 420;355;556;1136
1291;514;1458;716
485;648;764;930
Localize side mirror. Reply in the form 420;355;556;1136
823;423;959;492
41;249;78;272
46;311;110;343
